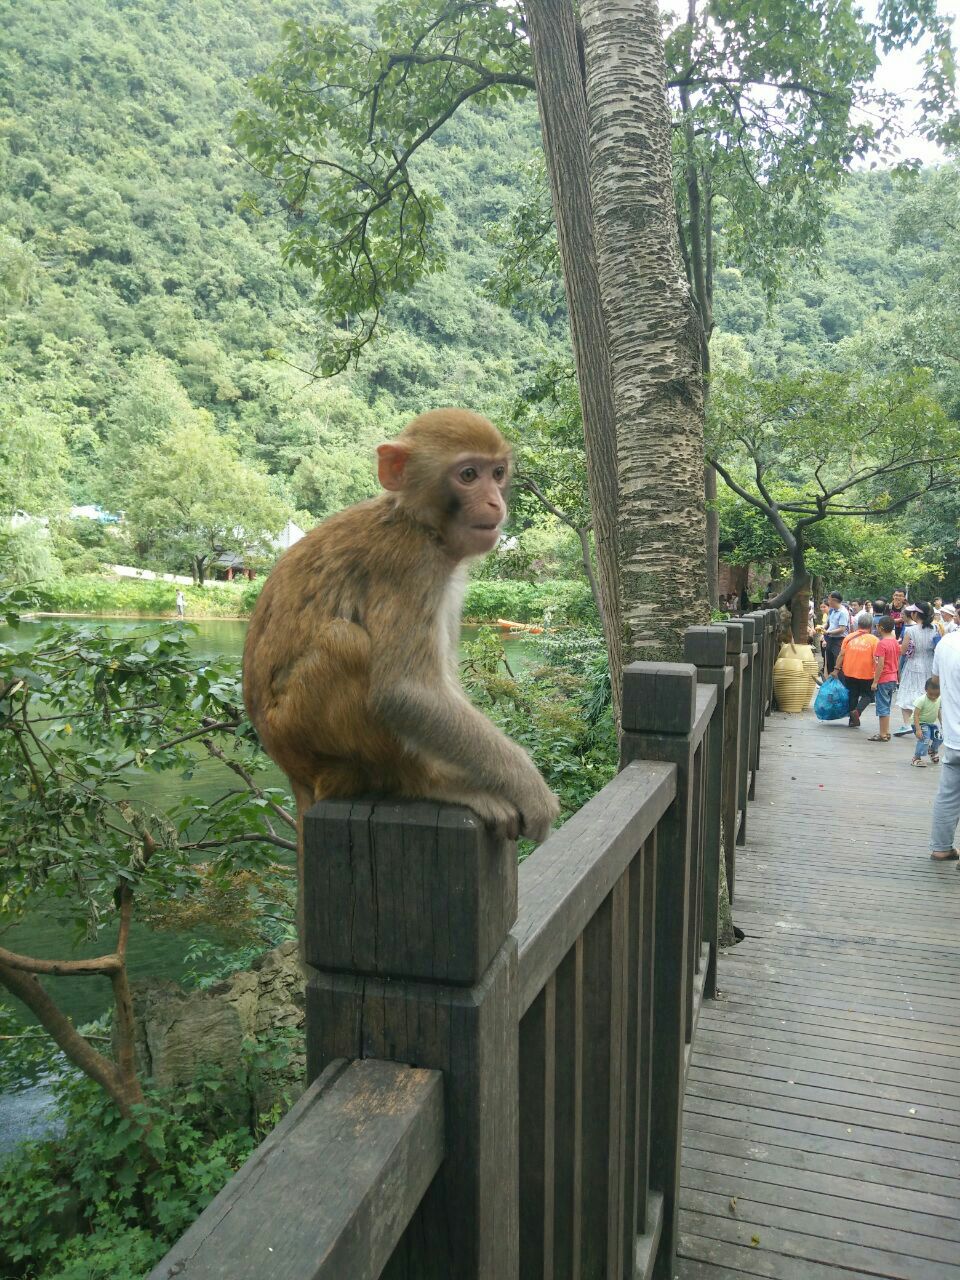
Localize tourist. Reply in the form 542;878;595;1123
929;628;960;861
175;588;186;619
889;588;907;640
869;616;899;742
835;612;879;728
893;601;937;736
942;603;959;635
822;592;850;675
910;675;941;768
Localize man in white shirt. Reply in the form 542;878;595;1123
930;630;960;861
823;592;850;676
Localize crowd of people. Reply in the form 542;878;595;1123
814;590;960;863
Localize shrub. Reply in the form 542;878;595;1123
32;574;253;618
0;525;63;585
463;578;596;625
0;1037;296;1280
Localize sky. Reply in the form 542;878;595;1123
868;0;960;165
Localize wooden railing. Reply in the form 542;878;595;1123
149;610;779;1280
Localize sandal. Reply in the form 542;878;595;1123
868;734;891;742
931;848;959;861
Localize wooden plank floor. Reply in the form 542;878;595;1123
676;705;960;1280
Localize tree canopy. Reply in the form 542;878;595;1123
708;366;960;630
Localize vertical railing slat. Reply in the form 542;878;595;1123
685;740;703;1039
553;937;584;1280
735;615;756;847
635;831;657;1235
578;880;628;1279
520;979;557;1280
620;854;643;1277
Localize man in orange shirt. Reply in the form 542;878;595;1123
836;611;880;728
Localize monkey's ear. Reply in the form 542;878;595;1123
376;443;409;492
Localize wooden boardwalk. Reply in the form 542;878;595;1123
677;705;960;1280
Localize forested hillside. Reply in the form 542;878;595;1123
0;0;953;585
0;0;560;562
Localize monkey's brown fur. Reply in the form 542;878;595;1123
243;409;559;878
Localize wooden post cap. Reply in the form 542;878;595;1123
621;662;697;735
722;621;744;654
302;798;518;986
683;627;728;669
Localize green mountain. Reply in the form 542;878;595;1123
0;0;557;528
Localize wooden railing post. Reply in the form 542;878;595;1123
735;615;756;846
683;625;730;999
720;622;744;903
745;611;766;796
619;662;697;1280
302;799;520;1280
764;608;778;717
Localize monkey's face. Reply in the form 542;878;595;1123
445;454;510;558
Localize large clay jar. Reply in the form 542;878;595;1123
797;643;820;685
773;643;815;712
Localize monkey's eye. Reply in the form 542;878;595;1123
493;465;507;482
458;466;478;483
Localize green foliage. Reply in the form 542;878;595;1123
717;483;938;597
709;365;960;601
509;365;591;533
0;1040;296;1280
804;516;941;597
0;590;295;950
0;524;63;585
0;0;562;576
709;367;960;521
122;418;290;582
463;578;596;626
461;626;616;832
890;162;960;416
0;408;68;519
234;1;534;371
31;574;253;617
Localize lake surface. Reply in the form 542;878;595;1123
2;616;530;1031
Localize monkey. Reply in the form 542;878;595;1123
242;408;560;892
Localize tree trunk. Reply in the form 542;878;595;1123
195;556;206;586
0;959;145;1119
705;463;719;608
525;0;624;711
581;0;709;661
790;577;812;645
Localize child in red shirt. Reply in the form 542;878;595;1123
870;616;900;741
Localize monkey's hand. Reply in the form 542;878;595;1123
464;792;522;842
515;773;561;845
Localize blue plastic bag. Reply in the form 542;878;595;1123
814;677;850;721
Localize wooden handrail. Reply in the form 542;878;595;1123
147;1058;443;1280
514;759;675;1017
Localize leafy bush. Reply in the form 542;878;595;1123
463;578;597;626
0;1042;295;1280
27;573;597;626
461;625;616;839
31;574;253;617
0;526;63;585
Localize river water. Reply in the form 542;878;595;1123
2;617;529;1030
